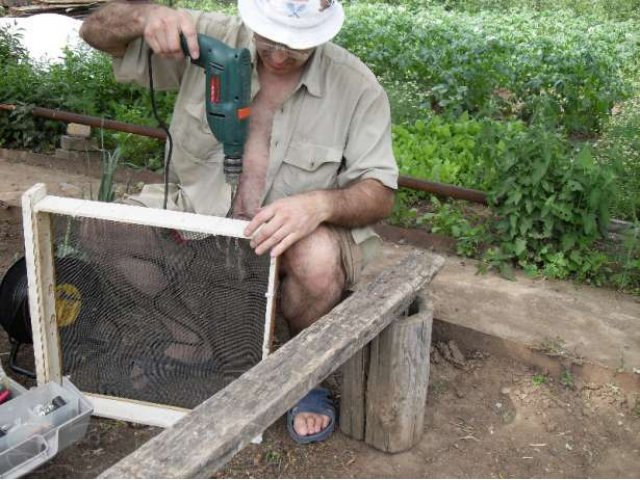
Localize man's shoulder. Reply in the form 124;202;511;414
321;43;380;88
184;9;244;34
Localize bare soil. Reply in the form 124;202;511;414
0;155;638;478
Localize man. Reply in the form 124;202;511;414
80;0;398;443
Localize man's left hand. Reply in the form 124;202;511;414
244;192;328;257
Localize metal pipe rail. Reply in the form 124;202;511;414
0;103;489;205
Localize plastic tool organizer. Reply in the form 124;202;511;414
0;369;92;478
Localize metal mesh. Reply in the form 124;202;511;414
50;214;272;409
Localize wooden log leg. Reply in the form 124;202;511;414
339;344;370;440
364;294;433;453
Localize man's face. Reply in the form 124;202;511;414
254;34;315;75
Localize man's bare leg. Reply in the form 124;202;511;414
280;225;345;436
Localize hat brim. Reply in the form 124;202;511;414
238;0;344;50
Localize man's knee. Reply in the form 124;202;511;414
281;225;345;296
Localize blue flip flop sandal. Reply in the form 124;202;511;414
287;387;336;444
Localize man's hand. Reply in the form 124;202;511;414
244;192;330;257
244;179;394;257
142;5;199;59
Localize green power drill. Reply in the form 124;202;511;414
180;33;252;190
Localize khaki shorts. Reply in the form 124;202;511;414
331;227;381;290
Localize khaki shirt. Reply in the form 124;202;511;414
113;10;398;244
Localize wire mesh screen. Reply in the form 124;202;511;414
49;214;273;409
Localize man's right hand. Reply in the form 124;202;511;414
142;5;199;59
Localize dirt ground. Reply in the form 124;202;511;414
0;156;639;478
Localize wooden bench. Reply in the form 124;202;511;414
99;249;444;478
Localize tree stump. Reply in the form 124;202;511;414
340;294;433;453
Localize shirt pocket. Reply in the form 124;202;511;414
174;95;222;162
276;143;343;196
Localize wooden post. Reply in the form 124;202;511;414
341;294;433;453
339;345;369;440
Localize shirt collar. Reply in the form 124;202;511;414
249;38;326;99
249;42;261;101
298;45;325;98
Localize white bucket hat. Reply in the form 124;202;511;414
238;0;345;50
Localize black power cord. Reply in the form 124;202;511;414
147;49;173;210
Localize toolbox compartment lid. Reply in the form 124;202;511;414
0;375;93;478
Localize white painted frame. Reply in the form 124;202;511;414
22;184;278;428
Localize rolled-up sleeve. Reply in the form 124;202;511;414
338;84;398;190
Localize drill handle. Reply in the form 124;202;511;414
179;33;204;67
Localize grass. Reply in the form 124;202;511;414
265;449;283;465
560;370;574;388
532;373;548;386
536;337;568;357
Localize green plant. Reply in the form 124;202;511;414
418;199;487;257
389;190;420;228
265;449;282;465
337;5;639;132
536;337;567;356
98;148;121;202
173;0;236;13
0;34;173;166
595;96;640;221
0;23;27;63
609;223;640;294
560;370;574;388
392;114;524;191
532;373;547;386
430;0;640;21
478;120;615;283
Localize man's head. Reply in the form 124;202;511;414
238;0;344;50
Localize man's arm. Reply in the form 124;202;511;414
79;1;199;59
244;179;395;257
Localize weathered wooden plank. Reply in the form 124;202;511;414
22;184;62;385
100;249;444;479
365;295;433;452
339;345;369;440
37;0;106;4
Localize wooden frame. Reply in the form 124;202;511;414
99;249;444;478
22;183;278;427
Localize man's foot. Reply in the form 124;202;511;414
287;387;336;444
292;411;331;436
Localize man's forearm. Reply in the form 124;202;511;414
314;178;395;228
79;1;159;57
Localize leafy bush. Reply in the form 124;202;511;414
418;198;487;258
0;22;27;62
429;0;640;22
336;5;639;133
478;122;616;282
390;112;636;289
392;113;524;190
0;29;172;165
595;96;640;221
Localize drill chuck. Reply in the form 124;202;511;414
224;156;242;187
